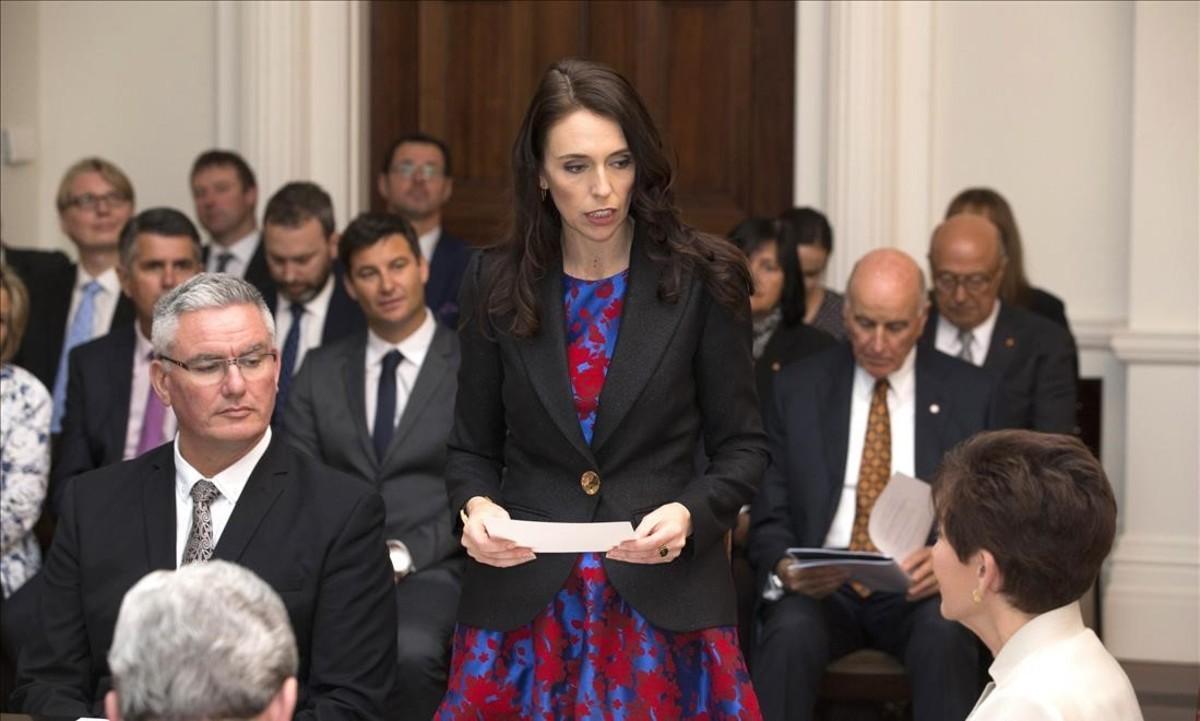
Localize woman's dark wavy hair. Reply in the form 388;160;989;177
477;58;751;338
728;217;807;327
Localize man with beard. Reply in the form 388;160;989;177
260;182;365;426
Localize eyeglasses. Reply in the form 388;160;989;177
933;270;997;295
388;161;443;180
159;351;277;386
64;191;132;211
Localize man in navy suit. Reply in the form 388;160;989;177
377;133;472;328
55;208;204;498
260;182;365;426
12;273;397;721
921;213;1077;433
191;150;275;300
750;249;995;721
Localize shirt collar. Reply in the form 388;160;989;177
972;298;1002;342
215;229;260;264
135;323;154;362
365;309;436;370
417;226;442;263
173;427;272;507
276;269;336;316
853;345;917;400
989;601;1086;687
76;265;120;295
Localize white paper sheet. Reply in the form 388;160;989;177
868;471;935;562
483;518;637;553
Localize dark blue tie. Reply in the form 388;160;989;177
273;302;305;427
373;350;403;460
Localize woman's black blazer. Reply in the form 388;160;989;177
446;230;769;632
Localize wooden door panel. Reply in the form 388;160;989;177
370;1;792;244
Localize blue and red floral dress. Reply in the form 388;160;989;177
435;270;761;720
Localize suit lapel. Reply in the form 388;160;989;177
983;303;1018;375
105;326;138;461
142;446;178;571
515;259;596;465
340;337;377;469
914;348;948;480
822;347;855;498
213;436;289;562
591;230;688;452
384;323;452;464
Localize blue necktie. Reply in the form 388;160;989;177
272;302;305;428
372;350;403;461
51;280;102;432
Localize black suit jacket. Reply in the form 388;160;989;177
11;258;135;393
285;322;462;574
749;344;997;573
53;324;138;503
264;265;366;347
447;229;768;632
921;302;1077;433
426;231;473;329
12;437;398;721
755;322;837;415
202;237;276;300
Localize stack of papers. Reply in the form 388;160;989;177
786;472;935;592
483;518;637;553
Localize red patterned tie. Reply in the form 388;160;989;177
849;379;890;594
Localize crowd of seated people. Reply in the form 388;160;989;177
0;126;1130;721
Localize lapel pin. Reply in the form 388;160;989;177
1004;336;1015;348
929;403;940;415
771;361;781;372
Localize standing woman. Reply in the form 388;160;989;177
438;58;767;719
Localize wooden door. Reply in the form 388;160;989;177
370;1;794;245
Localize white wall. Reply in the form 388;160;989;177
2;0;216;253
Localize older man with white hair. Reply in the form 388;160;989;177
105;561;298;721
13;273;397;721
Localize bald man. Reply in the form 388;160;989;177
749;249;997;721
922;214;1077;433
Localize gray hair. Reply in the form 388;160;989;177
152;273;275;357
107;561;298;721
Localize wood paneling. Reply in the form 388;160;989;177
369;1;793;244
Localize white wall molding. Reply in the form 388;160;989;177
1111;330;1200;365
1071;318;1126;352
1105;533;1200;663
213;0;366;223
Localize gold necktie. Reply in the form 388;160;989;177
850;379;890;553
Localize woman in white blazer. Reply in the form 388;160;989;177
930;430;1142;721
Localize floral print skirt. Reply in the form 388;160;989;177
435;552;761;720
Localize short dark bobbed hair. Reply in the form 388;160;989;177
338;212;421;270
778;206;833;254
729;217;807;326
932;430;1117;615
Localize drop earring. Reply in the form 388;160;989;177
971;588;982;604
539;186;547;202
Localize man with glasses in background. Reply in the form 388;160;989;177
920;213;1077;432
13;158;137;431
12;273;398;721
377;133;472;328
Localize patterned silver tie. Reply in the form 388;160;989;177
182;480;221;564
957;328;976;364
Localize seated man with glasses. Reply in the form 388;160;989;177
377;133;473;328
11;157;137;431
12;273;398;721
920;213;1077;432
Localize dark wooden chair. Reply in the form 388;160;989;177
815;649;912;721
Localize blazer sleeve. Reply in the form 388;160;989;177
747;370;800;573
283;354;322;461
1031;329;1078;434
444;255;505;518
11;480;94;716
297;491;397;721
676;290;769;553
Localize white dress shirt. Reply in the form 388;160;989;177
417;226;442;264
273;272;335;375
935;299;1001;367
122;326;177;459
968;602;1143;721
172;428;272;567
66;266;122;339
825;347;917;548
364;309;435;432
205;229;259;277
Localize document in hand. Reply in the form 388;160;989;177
483;518;637;553
786;472;936;593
